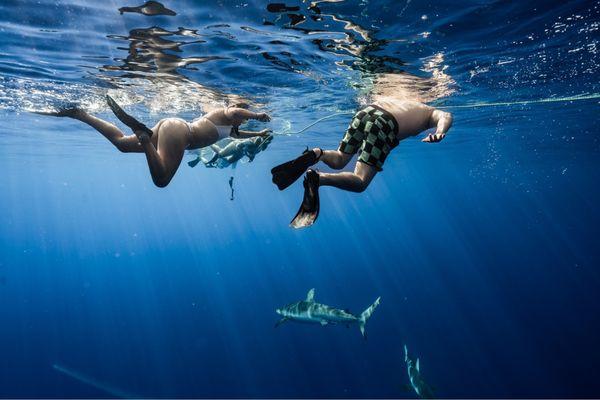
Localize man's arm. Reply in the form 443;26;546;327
422;110;453;143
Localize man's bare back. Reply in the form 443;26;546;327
373;97;453;141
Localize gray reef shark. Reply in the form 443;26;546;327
404;345;435;399
275;288;381;338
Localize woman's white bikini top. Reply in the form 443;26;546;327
188;118;234;141
213;124;234;140
189;106;237;142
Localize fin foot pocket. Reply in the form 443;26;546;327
271;148;319;190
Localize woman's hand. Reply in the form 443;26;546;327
256;112;271;122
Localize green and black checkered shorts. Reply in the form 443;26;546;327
338;105;399;171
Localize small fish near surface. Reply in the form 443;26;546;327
275;288;380;338
119;1;176;16
404;345;435;399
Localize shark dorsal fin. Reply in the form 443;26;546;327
306;288;315;302
416;358;420;372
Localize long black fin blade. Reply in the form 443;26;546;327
106;95;153;137
290;172;320;228
271;149;316;190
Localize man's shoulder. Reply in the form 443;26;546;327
374;97;431;109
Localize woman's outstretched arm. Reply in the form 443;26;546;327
226;107;271;122
234;129;271;138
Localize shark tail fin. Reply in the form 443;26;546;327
358;296;381;338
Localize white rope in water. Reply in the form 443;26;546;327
440;93;600;109
277;112;352;135
275;93;600;135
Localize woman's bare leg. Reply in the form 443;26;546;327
318;161;378;193
71;110;144;153
138;119;189;187
42;108;189;187
51;109;188;187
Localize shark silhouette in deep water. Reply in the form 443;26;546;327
404;345;435;399
275;288;380;338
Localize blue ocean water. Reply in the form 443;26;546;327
1;0;599;398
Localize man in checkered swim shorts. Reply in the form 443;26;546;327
271;99;453;228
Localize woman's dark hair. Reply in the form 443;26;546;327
232;102;250;109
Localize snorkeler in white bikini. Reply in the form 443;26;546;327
272;99;453;228
39;96;271;187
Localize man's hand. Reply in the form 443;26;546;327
422;132;446;143
256;112;271;122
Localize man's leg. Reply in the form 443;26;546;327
312;107;368;171
317;104;397;193
312;148;353;170
318;161;378;193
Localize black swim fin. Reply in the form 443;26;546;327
271;148;320;190
290;169;320;229
33;105;80;118
187;157;201;168
106;95;153;138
